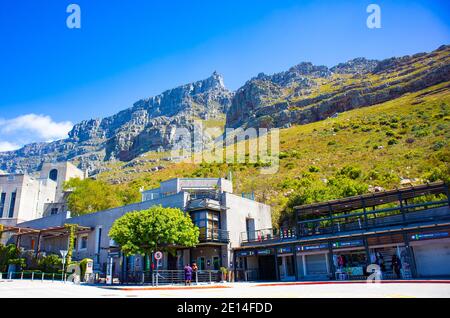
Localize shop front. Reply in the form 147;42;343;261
332;239;368;280
256;248;277;281
410;230;450;278
276;247;296;281
296;243;330;281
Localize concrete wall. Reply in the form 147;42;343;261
221;193;272;269
39;162;85;201
16;192;189;267
0;174;57;225
223;193;272;249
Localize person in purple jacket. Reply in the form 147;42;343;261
184;264;193;286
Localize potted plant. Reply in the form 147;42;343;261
219;267;228;282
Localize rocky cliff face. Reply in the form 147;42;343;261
1;45;449;175
226;45;450;129
0;72;233;174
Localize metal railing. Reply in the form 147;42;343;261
241;200;449;244
297;200;450;237
151;270;222;286
0;271;66;282
198;227;230;243
241;226;297;243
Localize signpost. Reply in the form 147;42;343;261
153;251;163;286
60;250;68;282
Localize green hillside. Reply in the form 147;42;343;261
91;82;450;226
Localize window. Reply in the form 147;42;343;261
197;257;205;270
0;193;6;218
213;256;220;270
79;235;88;250
8;192;16;218
49;169;58;182
190;210;220;240
50;207;59;215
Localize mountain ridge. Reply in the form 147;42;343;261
1;44;449;175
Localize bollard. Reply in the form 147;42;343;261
152;272;154;287
42;272;45;282
31;272;34;281
209;271;212;284
21;272;24;280
52;273;55;282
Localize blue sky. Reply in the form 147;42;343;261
0;0;449;151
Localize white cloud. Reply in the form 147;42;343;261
0;114;73;151
0;141;20;152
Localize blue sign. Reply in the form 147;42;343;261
332;240;364;249
237;250;255;257
297;243;328;252
277;247;293;254
411;232;449;241
256;249;273;256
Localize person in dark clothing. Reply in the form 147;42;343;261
392;254;402;279
191;262;198;284
184;264;193;286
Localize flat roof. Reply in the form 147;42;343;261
294;181;448;216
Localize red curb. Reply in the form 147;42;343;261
114;285;232;291
254;280;450;287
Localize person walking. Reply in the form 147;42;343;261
392;254;402;279
192;262;198;284
184;264;193;286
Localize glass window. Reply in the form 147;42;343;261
213;257;220;270
0;193;6;218
8;192;16;218
80;236;88;250
49;169;58;181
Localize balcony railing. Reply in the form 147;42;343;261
198;227;229;243
240;199;450;245
297;199;449;237
241;227;296;244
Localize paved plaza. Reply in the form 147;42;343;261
0;280;449;298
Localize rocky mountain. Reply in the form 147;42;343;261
1;45;449;175
0;72;233;174
226;45;450;129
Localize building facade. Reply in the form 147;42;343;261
0;162;85;227
6;178;272;281
234;182;450;281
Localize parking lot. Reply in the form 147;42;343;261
0;280;450;298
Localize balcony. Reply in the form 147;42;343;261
198;227;229;244
241;227;296;245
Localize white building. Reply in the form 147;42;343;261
0;162;85;226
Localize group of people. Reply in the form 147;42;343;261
374;252;403;279
183;262;198;286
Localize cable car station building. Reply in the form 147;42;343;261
234;182;450;281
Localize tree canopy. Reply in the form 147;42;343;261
64;178;140;216
108;206;199;256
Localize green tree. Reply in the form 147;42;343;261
64;178;123;216
0;244;21;272
109;206;199;256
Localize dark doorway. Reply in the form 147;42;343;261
258;255;277;281
168;253;178;270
